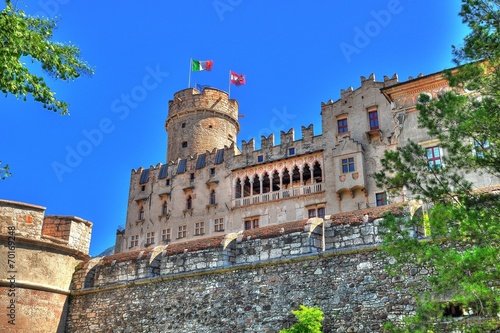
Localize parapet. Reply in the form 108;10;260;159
0;199;92;257
167;87;239;123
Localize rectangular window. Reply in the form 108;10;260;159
288;148;295;155
210;167;216;176
162;228;171;242
317;207;325;218
214;218;224;232
341;157;355;173
474;139;490;158
177;225;187;238
376;192;388;206
244;218;260;230
257;155;263;162
190;173;195;181
166;179;171;186
426;146;442;169
308;207;325;218
338;118;348;133
369;110;379;130
195;222;205;236
146;232;155;245
130;235;139;248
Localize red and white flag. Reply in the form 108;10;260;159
230;71;246;85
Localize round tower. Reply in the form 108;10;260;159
165;87;240;163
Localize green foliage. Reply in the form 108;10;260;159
0;0;93;114
375;1;500;331
0;161;11;179
280;305;324;333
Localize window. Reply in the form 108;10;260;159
182;141;188;148
426;146;442;169
195;222;205;236
210;168;216;176
244;218;259;230
138;207;145;220
166;179;171;186
474;139;490;158
289;148;295;155
257;155;263;163
141;185;145;191
214;218;224;232
190;173;195;181
181;122;186;128
308;207;325;218
130;235;139;248
177;225;187;238
161;201;168;216
341;157;355;173
186;195;192;210
338;118;348;134
146;232;155;245
376;192;388;206
368;110;379;130
209;190;216;205
162;228;171;242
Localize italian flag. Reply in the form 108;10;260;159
192;59;213;72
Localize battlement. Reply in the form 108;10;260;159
236;125;321;169
167;87;239;123
0;199;92;255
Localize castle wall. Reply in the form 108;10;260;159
0;200;91;333
67;206;426;333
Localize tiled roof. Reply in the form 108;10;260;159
96;203;406;265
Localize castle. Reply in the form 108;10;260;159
2;67;499;332
114;69;498;254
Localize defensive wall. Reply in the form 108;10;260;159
67;204;429;333
0;199;92;333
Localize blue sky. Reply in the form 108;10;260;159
1;1;469;256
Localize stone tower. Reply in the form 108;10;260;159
165;87;240;163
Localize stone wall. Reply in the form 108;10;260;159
0;200;92;333
67;205;417;332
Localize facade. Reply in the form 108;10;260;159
115;69;499;253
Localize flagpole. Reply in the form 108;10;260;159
228;70;231;98
188;58;192;88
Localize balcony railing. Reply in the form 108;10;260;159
232;183;323;207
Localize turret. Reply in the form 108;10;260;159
165;87;240;163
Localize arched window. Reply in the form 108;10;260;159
303;164;311;185
252;174;260;195
210;190;216;205
186;195;192;210
313;161;322;183
262;172;270;193
243;176;251;197
235;178;242;199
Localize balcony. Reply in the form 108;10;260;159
232;183;323;207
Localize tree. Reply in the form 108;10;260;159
374;1;500;332
0;0;93;114
280;305;323;333
0;161;10;179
